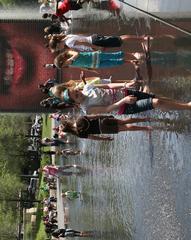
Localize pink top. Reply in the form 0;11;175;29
118;89;129;114
43;165;58;176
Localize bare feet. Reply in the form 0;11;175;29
133;52;145;60
142;84;150;93
130;59;144;66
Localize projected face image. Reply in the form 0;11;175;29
0;21;55;111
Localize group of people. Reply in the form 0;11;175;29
38;126;88;237
42;196;58;234
40;0;121;17
39;1;191;137
39;144;90;238
40;69;191;139
42;194;86;238
37;1;191;238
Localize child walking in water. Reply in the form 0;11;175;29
59;115;155;141
53;49;141;70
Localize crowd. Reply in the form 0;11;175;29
37;0;191;238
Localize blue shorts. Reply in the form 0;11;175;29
99;51;125;68
122;89;155;114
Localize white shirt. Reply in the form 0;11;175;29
81;83;125;114
64;34;93;52
39;3;55;13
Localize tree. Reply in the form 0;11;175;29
0;163;24;200
0;203;19;240
0;114;30;174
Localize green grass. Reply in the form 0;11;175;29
0;0;36;7
34;114;52;240
41;114;52;166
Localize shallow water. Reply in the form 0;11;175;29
0;0;190;238
54;14;191;240
57;113;191;239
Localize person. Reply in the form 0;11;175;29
40;183;50;193
40;137;69;146
49;112;63;121
42;149;81;157
47;75;140;100
54;0;92;17
50;80;191;116
39;164;84;177
42;12;71;26
44;221;58;232
39;0;55;14
47;33;149;53
59;115;155;140
39;78;141;110
52;123;71;140
44;22;66;35
40;97;74;109
38;78;58;94
43;196;57;205
54;49;140;70
108;0;121;15
92;0;121;16
39;68;141;109
43;176;57;189
61;190;81;200
51;228;92;238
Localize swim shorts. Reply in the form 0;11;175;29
92;34;122;47
99;116;119;134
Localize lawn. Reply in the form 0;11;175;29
34;114;52;240
0;0;37;7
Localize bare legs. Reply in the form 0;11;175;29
152;98;191;111
124;52;145;66
118;124;152;132
117;117;152;124
120;35;149;42
59;165;83;171
117;117;153;132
